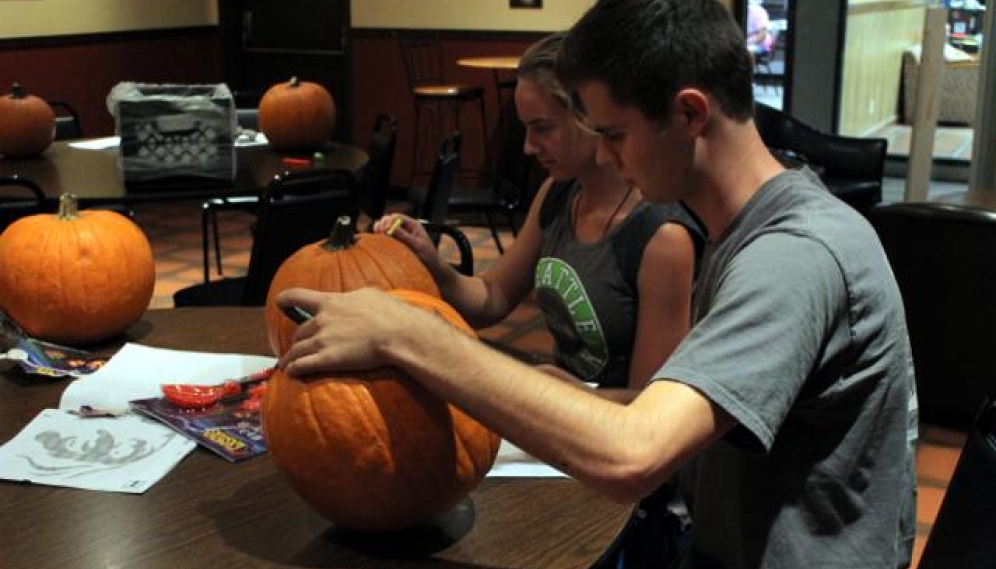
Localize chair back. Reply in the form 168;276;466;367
357;114;399;223
418;132;462;229
49;101;83;140
870;202;996;428
241;168;358;305
0;176;46;233
421;221;474;276
396;35;448;88
918;398;996;569
754;103;886;215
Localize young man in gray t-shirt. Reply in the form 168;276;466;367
661;168;917;567
274;2;917;567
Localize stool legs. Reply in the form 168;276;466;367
200;203;226;284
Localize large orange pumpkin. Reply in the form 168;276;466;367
258;76;336;152
262;289;500;531
0;83;56;157
263;216;439;356
0;193;155;345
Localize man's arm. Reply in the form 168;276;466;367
278;287;737;502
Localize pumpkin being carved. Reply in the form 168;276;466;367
258;76;336;152
0;83;56;157
263;216;439;357
262;289;500;532
0;193;155;345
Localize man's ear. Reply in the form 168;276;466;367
673;89;710;136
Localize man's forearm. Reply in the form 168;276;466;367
381;315;718;502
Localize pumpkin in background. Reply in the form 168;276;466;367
258;76;336;152
262;288;500;532
0;193;155;345
263;216;439;356
0;83;56;157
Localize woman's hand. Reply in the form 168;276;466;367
373;214;450;277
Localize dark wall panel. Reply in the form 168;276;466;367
349;32;537;189
0;29;222;137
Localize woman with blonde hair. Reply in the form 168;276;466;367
376;32;701;394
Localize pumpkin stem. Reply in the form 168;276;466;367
11;82;25;99
322;216;355;250
289;76;300;88
57;193;79;220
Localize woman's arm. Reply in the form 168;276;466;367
377;179;555;328
627;221;696;388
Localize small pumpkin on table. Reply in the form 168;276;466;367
258;76;336;152
0;193;155;346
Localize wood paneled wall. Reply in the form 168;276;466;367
0;29;223;137
840;2;926;135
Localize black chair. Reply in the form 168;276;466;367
201;113;393;282
357;114;399;227
754;103;887;217
447;105;533;253
407;132;474;275
0;175;46;232
422;220;475;277
870;202;996;429
917;397;996;569
174;168;358;307
411;132;462;229
49;101;83;140
198;106;317;281
396;34;487;185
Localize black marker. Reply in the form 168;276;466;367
282;305;314;324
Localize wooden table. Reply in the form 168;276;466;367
0;307;631;569
0;140;368;206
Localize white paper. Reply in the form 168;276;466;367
487;439;568;478
234;131;268;147
0;409;195;493
68;136;120;150
59;343;277;413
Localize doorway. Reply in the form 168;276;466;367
218;0;352;139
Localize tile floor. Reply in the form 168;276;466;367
133;197;965;569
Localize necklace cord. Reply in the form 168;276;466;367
573;185;636;239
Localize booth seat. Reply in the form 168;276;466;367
901;45;979;126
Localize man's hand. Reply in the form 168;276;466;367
276;287;431;377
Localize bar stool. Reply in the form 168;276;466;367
396;34;488;187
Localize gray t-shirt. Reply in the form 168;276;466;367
657;169;918;569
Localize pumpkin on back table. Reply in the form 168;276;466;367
262;288;500;532
258;76;336;152
0;82;56;157
0;193;155;346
